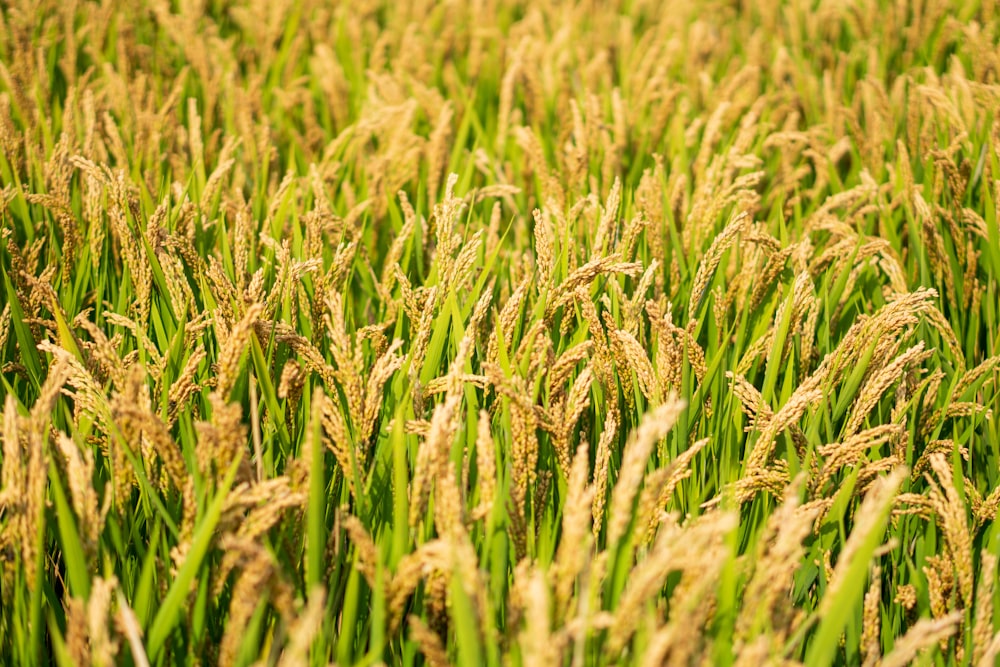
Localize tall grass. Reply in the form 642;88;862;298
1;0;999;664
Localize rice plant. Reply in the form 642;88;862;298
1;0;999;664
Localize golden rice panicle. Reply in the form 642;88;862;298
621;260;658;336
408;615;450;667
533;468;553;543
55;432;105;557
429;172;465;266
955;354;1000;398
923;303;966;372
726;371;771;429
844;342;933;437
387;542;438;634
548;341;593;401
532;207;556;290
639;437;710;545
547;257;642;319
431;409;465;539
424;569;450;648
503;377;539;559
233;479;307;543
610;329;659;405
111;364;188;493
275;586;326;667
358;338;405;448
380;190;419;294
607;396;685;546
820;468;907;619
110;169;153;327
607;511;737;656
471;410;496;523
592;177;622;256
736;476;816;646
114;591;149;667
314;391;357;501
634;466;675;548
218;538;277;667
411;384;461;531
926;453;974;609
74;317;127;390
64;595;89;666
894;584;917;611
605;316;637;415
861;565;882;667
195;391;250;488
640;514;734;666
0;302;10;361
728;461;794;505
548;366;593;473
686;212;751;318
0;395;21;497
0;396;23;594
167;346;206;425
880;612;962;667
520;567;560;667
342;514;380;590
406;287;440;394
553;442;595;620
744;379;822;475
924;553;957;627
818;424;905;490
591;405;618;542
487;276;528;366
323;293;361;392
426;102;454;205
81;575;121;667
912;439;967;479
407;410;436;529
973;550;998;665
267;321;338;391
5;356;72;590
572;290;615;388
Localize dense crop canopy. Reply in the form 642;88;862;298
1;0;999;664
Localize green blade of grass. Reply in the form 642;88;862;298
146;454;243;659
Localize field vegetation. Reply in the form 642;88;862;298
1;0;1000;664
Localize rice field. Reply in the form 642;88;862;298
1;0;1000;664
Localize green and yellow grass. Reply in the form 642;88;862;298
1;0;1000;664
